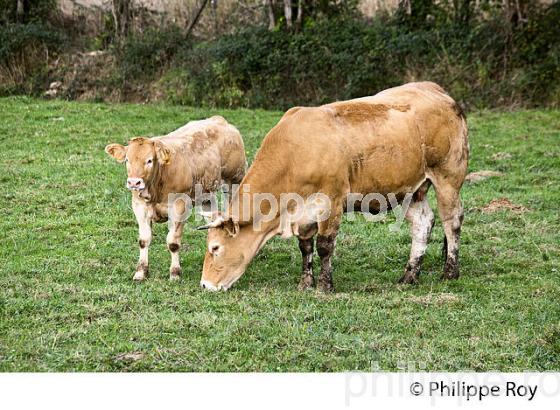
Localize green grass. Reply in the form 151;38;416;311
0;97;559;371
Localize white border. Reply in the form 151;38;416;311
1;373;558;410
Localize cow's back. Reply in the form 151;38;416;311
249;82;466;198
159;116;247;194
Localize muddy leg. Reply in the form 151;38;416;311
313;195;344;292
297;224;318;290
297;237;315;290
316;234;337;292
441;209;463;280
398;196;434;284
434;185;464;280
167;221;185;281
132;200;151;281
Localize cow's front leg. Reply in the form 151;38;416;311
297;237;315;290
167;221;185;281
133;201;152;281
316;234;337;292
316;210;341;292
297;223;318;290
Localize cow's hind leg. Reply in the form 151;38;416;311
398;186;434;284
433;179;464;280
297;223;318;290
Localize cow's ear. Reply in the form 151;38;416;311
223;218;239;237
105;143;127;163
155;141;171;165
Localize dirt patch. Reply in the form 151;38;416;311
114;351;144;362
481;198;529;214
491;152;512;161
315;291;351;300
408;293;462;306
465;170;503;183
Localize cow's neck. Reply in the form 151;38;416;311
140;164;164;204
229;162;287;239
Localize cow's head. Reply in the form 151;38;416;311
198;212;276;291
105;137;170;192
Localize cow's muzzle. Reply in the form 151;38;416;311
127;177;145;191
200;279;225;291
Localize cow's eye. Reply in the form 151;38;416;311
211;244;220;254
146;158;153;165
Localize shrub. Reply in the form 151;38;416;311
0;23;63;95
116;27;184;81
159;3;560;109
0;0;58;25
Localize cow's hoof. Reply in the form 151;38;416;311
317;280;334;293
399;262;420;285
398;273;419;285
170;267;182;281
133;271;147;281
298;274;314;291
441;261;459;280
441;270;459;280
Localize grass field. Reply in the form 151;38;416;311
0;97;559;371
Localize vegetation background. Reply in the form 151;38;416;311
1;0;559;109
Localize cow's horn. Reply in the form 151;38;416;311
196;214;224;230
198;210;214;220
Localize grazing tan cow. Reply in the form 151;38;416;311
198;82;469;291
105;116;247;281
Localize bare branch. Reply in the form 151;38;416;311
186;0;211;40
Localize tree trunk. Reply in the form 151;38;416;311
265;0;275;31
283;0;292;29
506;0;528;27
211;0;219;36
454;0;472;25
295;0;303;29
398;0;412;15
112;0;132;42
16;0;25;22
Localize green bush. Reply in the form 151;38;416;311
1;1;558;109
116;27;184;81
0;0;58;25
157;2;560;109
0;23;63;95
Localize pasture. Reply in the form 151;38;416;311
0;97;559;371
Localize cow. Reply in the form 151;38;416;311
197;82;469;291
105;116;247;281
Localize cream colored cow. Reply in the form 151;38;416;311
105;116;247;281
198;82;469;291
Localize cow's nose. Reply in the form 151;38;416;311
126;178;145;190
200;280;218;291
